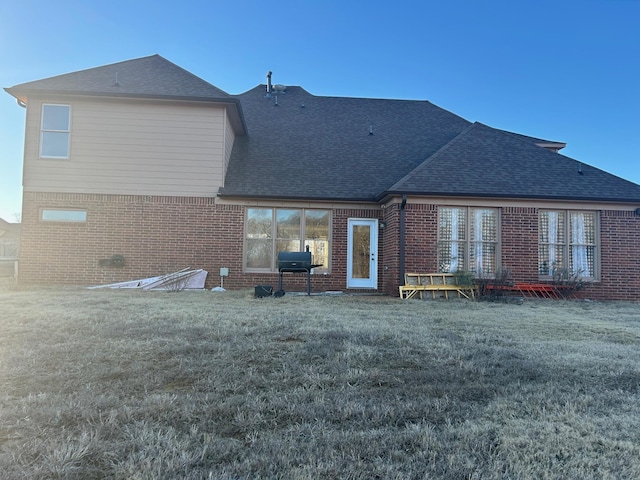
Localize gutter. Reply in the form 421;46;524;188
399;194;407;288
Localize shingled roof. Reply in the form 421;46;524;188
220;85;472;200
221;85;640;203
5;54;231;101
388;122;640;202
5;54;247;135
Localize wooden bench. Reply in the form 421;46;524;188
399;273;476;300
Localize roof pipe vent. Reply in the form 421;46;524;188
266;71;273;95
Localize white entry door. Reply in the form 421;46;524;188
347;219;378;289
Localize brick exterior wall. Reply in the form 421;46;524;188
598;210;640;301
18;193;640;300
19;193;385;294
395;202;640;301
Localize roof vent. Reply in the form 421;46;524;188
265;71;273;97
273;84;286;93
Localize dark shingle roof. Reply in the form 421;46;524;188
6;55;639;203
387;122;640;202
220;86;472;200
5;54;247;134
5;54;231;101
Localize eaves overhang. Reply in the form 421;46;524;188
217;191;379;204
377;189;640;205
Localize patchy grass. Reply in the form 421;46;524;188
1;287;640;479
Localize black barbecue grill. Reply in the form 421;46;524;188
277;250;322;296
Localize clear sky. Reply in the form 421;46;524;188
1;0;639;222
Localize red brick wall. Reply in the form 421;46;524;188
19;193;384;294
597;210;640;300
20;192;247;288
380;203;401;295
396;202;640;301
18;193;640;299
501;207;539;282
404;204;439;273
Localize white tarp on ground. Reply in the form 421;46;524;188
88;268;208;290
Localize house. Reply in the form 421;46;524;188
0;218;20;277
5;54;640;299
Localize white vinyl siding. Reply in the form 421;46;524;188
24;98;229;197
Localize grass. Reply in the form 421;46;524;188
1;282;640;478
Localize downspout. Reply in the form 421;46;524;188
399;194;407;288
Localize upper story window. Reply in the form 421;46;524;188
438;207;499;276
245;208;330;272
40;104;70;158
539;210;598;281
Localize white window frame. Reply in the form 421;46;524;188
40;104;71;159
40;209;87;222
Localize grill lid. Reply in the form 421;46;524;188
277;251;322;271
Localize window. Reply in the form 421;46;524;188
246;208;330;272
40;104;70;158
539;210;598;280
41;209;87;222
437;207;498;275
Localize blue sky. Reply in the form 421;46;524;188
1;0;639;221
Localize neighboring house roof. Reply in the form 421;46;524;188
4;54;247;134
387;122;640;202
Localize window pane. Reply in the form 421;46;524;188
470;242;496;274
471;209;497;241
438;207;466;272
276;209;301;241
438;207;466;241
305;210;329;240
247;208;272;238
41;132;69;158
351;225;371;279
539;211;566;275
569;212;596;277
246;239;272;268
246;209;273;269
43;105;70;130
41;209;86;222
276;239;300;254
438;240;466;273
305;210;330;268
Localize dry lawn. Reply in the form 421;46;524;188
1;282;640;479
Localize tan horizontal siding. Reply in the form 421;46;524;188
223;109;235;184
24;97;227;197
